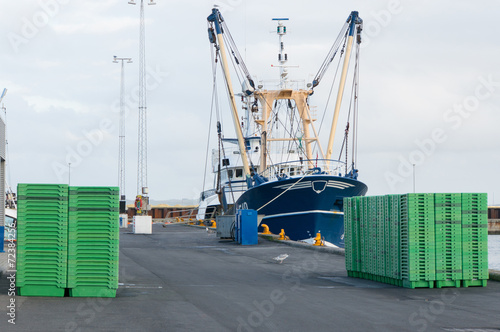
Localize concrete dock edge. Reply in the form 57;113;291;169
259;234;346;256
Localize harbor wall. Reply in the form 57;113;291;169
488;219;500;235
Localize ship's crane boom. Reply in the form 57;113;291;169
0;89;7;104
311;11;362;89
309;11;363;162
208;9;255;96
207;8;253;183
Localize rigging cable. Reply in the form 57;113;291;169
222;32;245;88
336;39;360;174
202;39;220;199
221;20;255;89
215;46;240;208
316;34;347;138
352;38;361;169
256;169;312;212
312;21;349;87
285;99;299;164
207;24;238;209
257;96;310;176
336;70;355;164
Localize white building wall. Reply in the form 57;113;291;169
0;117;5;227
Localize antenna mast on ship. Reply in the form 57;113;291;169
272;18;290;89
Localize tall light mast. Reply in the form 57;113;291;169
128;0;156;215
113;56;132;213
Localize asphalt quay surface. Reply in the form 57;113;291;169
0;224;499;331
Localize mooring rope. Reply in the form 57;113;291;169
256;171;311;212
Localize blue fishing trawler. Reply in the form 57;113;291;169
201;9;367;247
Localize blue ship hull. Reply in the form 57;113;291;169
235;175;368;248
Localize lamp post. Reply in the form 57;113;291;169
113;56;132;210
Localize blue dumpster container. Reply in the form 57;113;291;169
236;210;258;245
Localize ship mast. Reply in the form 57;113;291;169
255;18;321;172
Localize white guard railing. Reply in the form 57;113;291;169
260;159;346;180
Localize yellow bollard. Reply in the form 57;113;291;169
261;224;272;235
313;233;323;246
279;229;286;240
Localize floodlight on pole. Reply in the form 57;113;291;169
113;56;132;208
128;0;156;215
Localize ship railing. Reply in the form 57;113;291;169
163;208;199;224
163;205;222;226
202;208;219;222
196;207;226;226
214;144;261;156
259;159;346;180
193;208;219;226
255;79;308;90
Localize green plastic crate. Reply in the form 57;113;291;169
17;285;66;297
68;287;117;298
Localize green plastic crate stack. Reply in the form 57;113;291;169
388;195;401;282
345;193;488;289
377;196;386;279
16;184;69;297
434;193;462;288
400;193;436;288
383;196;391;283
344;197;360;279
359;196;369;276
352;197;361;275
368;196;378;277
461;193;488;287
67;187;119;297
344;197;355;274
345;196;388;282
362;197;371;275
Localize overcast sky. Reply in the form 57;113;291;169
1;0;499;205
